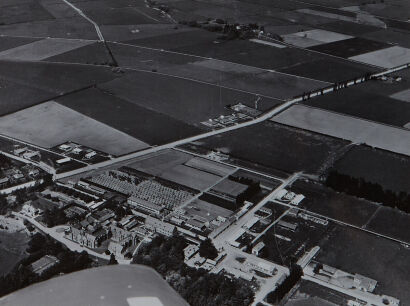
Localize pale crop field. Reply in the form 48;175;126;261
272;105;410;156
0;101;149;156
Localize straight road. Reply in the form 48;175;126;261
61;0;104;41
55;62;410;181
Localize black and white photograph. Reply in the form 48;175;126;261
0;0;409;305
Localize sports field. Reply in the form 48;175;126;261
0;38;93;61
0;101;149;156
272;105;410;156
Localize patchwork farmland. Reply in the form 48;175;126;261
0;0;409;304
272;105;410;156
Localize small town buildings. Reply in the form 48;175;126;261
128;196;163;215
290;194;305;206
184;244;199;260
252;242;265;256
85;151;96;159
56;157;71;165
68;224;107;248
0;177;9;186
145;216;175;237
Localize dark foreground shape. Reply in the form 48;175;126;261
0;265;188;306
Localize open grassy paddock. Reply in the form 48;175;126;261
317;224;410;303
302;87;410;128
193;121;349;175
0;77;55;116
0;17;99;40
333;145;410;194
365;207;410;244
98;70;259;126
292;179;379;227
57;87;202;145
272;105;410;157
0;101;149;156
0;60;119;95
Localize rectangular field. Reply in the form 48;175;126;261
292;179;378;227
0;101;149;156
279;57;378;83
349;46;410;68
0;38;93;61
0;36;41;52
57;87;203;145
126;150;193;176
0;77;55;116
282;29;352;48
365;207;410;244
272;105;410;156
184;157;234;177
333;145;410;193
0;60;118;95
194;121;349;174
309;37;390;58
97;70;259;126
159;164;221;191
211;179;248;198
302;87;410;127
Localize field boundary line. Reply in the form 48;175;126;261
60;0;105;41
51;62;410;180
108;41;334;84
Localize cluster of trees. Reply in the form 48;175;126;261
104;197;131;221
0;153;11;169
266;264;303;304
326;170;410;213
41;208;69;227
198;238;218;260
133;235;254;306
0;233;93;297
